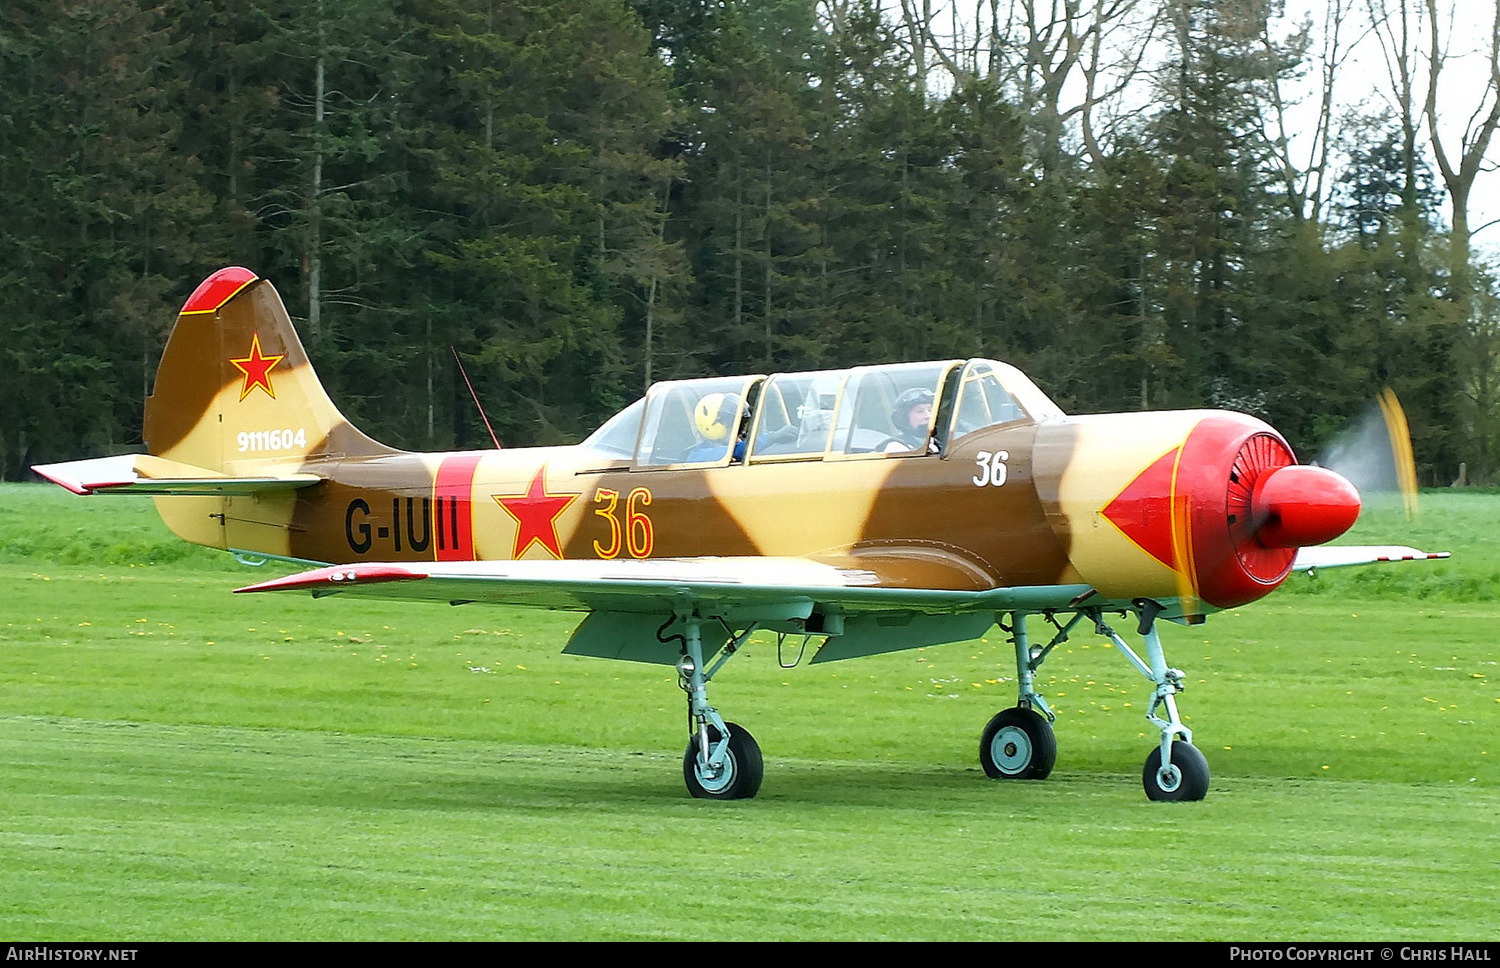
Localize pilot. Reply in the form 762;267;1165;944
885;388;937;453
686;392;746;463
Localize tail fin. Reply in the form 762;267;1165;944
144;267;396;471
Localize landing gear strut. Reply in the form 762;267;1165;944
673;612;763;800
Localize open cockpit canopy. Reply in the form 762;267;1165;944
577;359;1062;468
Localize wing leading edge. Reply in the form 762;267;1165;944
1292;545;1450;572
236;556;1091;613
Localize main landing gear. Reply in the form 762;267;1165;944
672;612;763;800
981;606;1210;801
658;603;1209;802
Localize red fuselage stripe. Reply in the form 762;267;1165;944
434;454;483;561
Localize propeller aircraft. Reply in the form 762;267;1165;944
32;267;1448;801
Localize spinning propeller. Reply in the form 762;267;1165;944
1317;388;1420;518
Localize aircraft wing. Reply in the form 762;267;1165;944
236;556;1088;614
32;454;320;496
238;545;1449;666
237;557;1095;665
1291;545;1450;572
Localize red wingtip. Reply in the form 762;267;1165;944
1252;465;1362;549
31;465;93;494
181;267;258;315
235;563;423;594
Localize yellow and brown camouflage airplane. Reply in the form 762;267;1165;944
33;267;1447;801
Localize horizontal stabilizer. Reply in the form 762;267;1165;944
1292;545;1450;572
32;454;320;496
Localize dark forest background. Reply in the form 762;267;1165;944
3;0;1497;484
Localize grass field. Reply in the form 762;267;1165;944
1;482;1497;940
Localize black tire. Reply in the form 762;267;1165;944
979;707;1057;780
1142;741;1210;801
683;721;763;800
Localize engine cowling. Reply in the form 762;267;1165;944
1037;411;1361;611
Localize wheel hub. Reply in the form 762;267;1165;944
695;750;736;793
991;725;1033;774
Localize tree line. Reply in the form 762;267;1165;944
2;0;1496;485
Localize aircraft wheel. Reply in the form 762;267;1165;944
1143;741;1210;801
683;722;763;800
979;707;1056;780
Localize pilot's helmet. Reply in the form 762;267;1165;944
891;387;935;428
694;392;740;441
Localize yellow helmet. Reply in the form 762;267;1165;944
694;393;737;441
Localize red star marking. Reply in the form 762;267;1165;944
493;466;579;559
1100;446;1181;570
229;332;284;401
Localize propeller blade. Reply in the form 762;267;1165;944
1376;387;1419;517
1318;388;1420;519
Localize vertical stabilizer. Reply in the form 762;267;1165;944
144;267;396;473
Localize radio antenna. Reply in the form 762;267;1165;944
451;347;502;450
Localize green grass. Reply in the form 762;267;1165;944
1;482;1497;939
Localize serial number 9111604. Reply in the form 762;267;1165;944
238;428;308;453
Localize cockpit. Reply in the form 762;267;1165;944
578;359;1063;469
